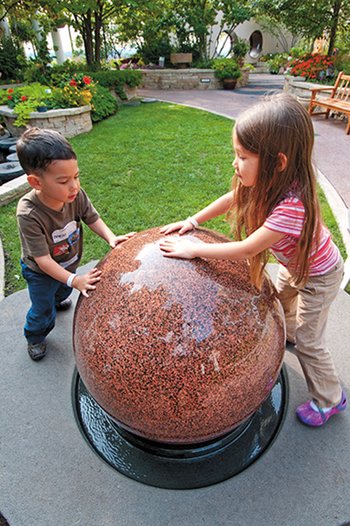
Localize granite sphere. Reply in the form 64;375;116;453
73;227;285;444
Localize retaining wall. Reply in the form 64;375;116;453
140;68;250;90
0;105;92;138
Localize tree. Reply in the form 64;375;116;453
38;0;138;67
253;0;350;56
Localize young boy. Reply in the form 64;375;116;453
16;127;134;362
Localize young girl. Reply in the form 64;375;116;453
159;93;346;427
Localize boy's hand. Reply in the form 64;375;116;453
159;237;197;259
73;268;102;297
109;231;136;248
160;219;194;236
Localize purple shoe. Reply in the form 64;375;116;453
296;391;347;427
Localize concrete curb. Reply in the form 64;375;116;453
0;236;4;300
317;169;350;289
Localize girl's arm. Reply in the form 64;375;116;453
159;226;285;260
160;191;233;235
88;218;135;248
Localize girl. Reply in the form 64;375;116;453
159;93;346;427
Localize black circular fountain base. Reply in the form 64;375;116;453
72;367;288;489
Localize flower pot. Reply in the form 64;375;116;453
223;79;238;90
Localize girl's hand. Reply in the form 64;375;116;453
160;219;194;235
73;268;102;297
109;231;136;248
159;237;197;259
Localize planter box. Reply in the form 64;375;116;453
283;75;333;107
170;53;193;66
0;105;92;138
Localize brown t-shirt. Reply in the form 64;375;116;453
17;188;99;274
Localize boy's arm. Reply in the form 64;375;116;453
161;191;234;235
87;218;135;248
35;255;101;298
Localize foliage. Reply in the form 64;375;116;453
0;35;26;82
4;76;96;126
4;83;54;126
232;38;250;62
90;84;118;122
212;58;242;80
288;53;335;80
265;52;289;74
48;73;96;109
253;0;350;56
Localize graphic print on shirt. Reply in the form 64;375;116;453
51;220;80;261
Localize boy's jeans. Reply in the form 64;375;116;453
21;261;72;345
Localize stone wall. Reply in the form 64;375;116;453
283;75;333;107
0;105;92;138
140;68;250;90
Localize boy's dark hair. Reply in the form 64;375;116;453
16;127;77;175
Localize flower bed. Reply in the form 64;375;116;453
0;105;92;138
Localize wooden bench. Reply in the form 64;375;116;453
308;71;350;134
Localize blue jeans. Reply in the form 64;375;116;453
21;261;73;344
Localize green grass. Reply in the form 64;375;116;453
0;102;347;295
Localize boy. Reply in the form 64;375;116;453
16;127;134;361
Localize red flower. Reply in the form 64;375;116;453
7;88;14;94
21;95;27;101
82;76;92;85
7;95;13;100
69;79;78;87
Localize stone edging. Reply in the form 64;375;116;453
0;174;29;207
0;105;92;138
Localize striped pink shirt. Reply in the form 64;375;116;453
264;194;340;276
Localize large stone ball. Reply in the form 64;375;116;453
73;227;285;444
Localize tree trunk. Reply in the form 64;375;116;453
327;0;342;56
83;12;94;66
94;9;103;66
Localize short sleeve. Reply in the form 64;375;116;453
78;189;100;225
17;215;50;257
264;198;305;238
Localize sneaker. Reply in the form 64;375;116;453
55;298;72;312
27;341;47;361
296;390;347;427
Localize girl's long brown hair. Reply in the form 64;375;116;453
227;93;321;289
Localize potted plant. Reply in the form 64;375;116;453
213;58;242;89
232;38;250;67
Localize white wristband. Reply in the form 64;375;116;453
187;216;199;229
66;273;76;288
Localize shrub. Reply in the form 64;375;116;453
0;36;26;82
87;70;143;99
212;58;242;80
90;85;118;122
266;53;289;74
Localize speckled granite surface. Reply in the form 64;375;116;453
74;227;285;444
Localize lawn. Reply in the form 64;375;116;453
0;102;347;295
